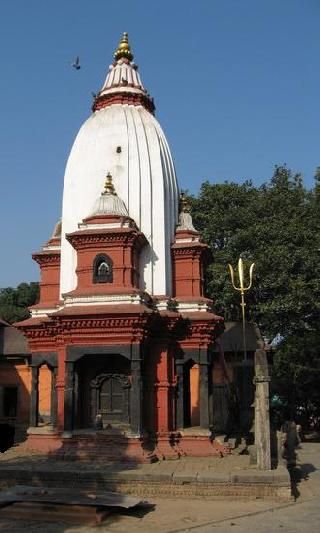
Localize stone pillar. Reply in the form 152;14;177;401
130;344;142;436
0;387;3;418
63;361;75;434
56;345;67;431
176;362;184;429
199;363;210;429
254;349;271;470
50;367;58;428
154;342;172;433
30;365;39;428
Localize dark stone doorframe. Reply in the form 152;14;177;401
51;367;58;428
175;347;212;431
29;352;58;429
199;362;210;429
66;345;133;362
176;362;184;430
64;361;75;433
30;365;39;428
64;344;143;435
130;343;143;436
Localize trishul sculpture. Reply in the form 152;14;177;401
228;257;255;361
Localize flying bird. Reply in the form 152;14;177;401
71;56;81;70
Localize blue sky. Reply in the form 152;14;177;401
0;0;319;287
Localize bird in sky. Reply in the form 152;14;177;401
71;56;81;70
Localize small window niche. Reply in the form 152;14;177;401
93;254;113;284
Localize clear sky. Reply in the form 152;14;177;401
0;0;319;287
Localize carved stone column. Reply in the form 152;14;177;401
50;367;58;428
0;387;3;418
30;365;39;428
176;362;184;429
254;349;271;470
63;361;75;434
199;363;210;429
130;344;142;436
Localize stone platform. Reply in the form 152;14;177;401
0;446;291;500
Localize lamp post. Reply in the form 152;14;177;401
228;257;255;361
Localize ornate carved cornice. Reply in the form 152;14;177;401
32;252;60;266
18;312;153;344
171;246;207;257
66;230;146;250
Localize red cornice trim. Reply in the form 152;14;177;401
32;252;61;265
92;92;155;114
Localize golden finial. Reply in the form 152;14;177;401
180;192;191;213
114;32;133;61
102;172;116;195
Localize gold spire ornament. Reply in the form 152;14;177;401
103;172;116;195
179;192;191;213
114;32;133;61
228;257;255;361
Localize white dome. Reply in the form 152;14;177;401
61;103;179;296
61;34;179;298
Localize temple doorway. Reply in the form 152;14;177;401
91;372;130;427
75;354;131;430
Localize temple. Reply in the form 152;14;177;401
15;33;229;460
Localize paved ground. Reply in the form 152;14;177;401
0;440;319;532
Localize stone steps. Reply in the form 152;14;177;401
0;464;291;500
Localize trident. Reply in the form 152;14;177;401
228;258;255;361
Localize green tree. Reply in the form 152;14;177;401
273;327;320;425
191;165;320;338
191;165;320;421
0;282;39;323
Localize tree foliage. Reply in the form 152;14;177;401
191;165;320;338
0;282;39;324
273;327;320;422
191;165;320;421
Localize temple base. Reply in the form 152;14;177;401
20;426;231;461
176;428;231;457
23;427;62;453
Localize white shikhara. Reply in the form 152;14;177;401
60;51;179;298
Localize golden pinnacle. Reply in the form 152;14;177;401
180;192;191;213
103;172;116;195
114;32;133;61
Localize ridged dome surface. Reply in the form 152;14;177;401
90;189;129;218
61;103;179;296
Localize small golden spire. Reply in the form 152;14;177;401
102;172;116;195
180;192;191;213
114;32;133;61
